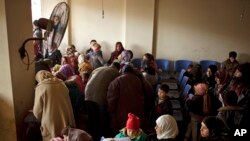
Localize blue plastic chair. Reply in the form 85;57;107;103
131;58;142;69
174;60;192;73
200;60;220;73
181;84;192;98
156;59;170;80
180;76;189;90
178;69;186;83
155;59;170;72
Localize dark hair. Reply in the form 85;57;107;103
159;84;170;93
33;20;39;26
144;53;155;61
223;90;238;106
127;50;133;60
90;39;96;43
236;62;250;86
111;61;121;70
202;116;226;137
122;64;134;73
144;66;156;75
208;64;218;75
229;51;237;58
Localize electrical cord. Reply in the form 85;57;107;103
19;37;44;70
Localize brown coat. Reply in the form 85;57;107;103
33;70;75;141
107;72;152;132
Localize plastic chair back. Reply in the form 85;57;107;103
174;60;192;73
156;59;170;72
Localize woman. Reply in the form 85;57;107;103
148;114;179;141
200;116;227;141
33;70;75;141
108;41;124;65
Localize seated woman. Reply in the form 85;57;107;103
148;114;179;141
115;113;148;141
107;41;124;65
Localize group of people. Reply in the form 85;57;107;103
30;34;250;141
180;51;250;141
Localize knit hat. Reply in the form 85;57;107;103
126;113;140;131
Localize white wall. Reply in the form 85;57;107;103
40;0;250;64
0;0;17;140
156;0;250;63
125;0;155;58
1;0;35;140
70;0;125;60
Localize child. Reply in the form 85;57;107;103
150;84;173;128
115;113;148;141
86;42;106;69
78;54;93;75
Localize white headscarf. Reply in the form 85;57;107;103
156;114;179;139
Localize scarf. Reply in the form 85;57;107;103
156;115;179;139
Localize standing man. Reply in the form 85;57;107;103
222;51;239;78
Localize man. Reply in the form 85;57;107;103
85;61;120;106
222;51;239;77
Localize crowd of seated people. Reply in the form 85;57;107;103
30;41;250;141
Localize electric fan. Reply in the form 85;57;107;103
19;2;70;69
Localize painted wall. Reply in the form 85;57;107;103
70;0;126;61
156;0;250;64
68;0;250;64
0;0;17;140
1;0;35;140
125;0;155;58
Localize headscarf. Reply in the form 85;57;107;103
194;83;211;115
68;128;93;141
215;69;230;85
59;64;75;79
194;83;208;96
156;114;179;139
36;70;56;83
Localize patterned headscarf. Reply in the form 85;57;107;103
194;83;208;95
59;64;75;79
36;70;56;83
194;83;211;115
156;114;179;139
